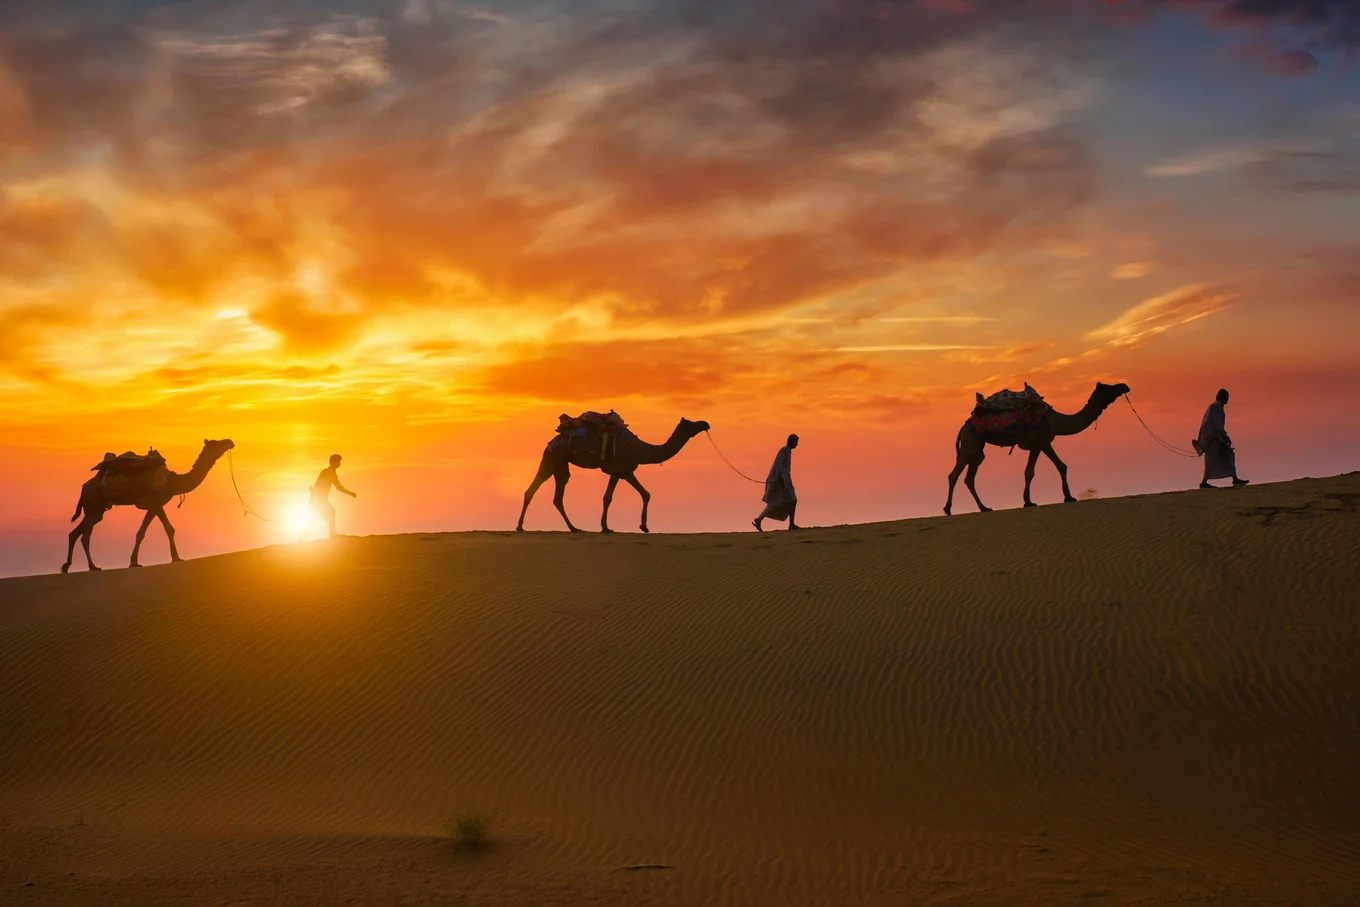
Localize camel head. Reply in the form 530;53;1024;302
677;418;711;439
1092;382;1130;409
203;438;236;461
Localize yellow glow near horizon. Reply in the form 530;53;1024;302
283;502;324;540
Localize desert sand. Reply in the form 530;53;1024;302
2;474;1359;905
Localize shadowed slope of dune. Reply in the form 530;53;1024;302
2;475;1359;905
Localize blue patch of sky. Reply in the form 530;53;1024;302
1078;13;1359;244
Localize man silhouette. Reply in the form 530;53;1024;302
753;434;800;531
1195;389;1249;489
310;454;357;538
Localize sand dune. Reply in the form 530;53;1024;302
2;474;1359;905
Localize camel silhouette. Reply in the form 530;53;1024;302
516;418;710;533
62;439;235;572
944;383;1129;515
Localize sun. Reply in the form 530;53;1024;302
284;501;322;539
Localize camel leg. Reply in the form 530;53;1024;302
551;464;580;533
516;454;556;532
963;462;990;513
621;472;651;533
63;522;85;574
130;509;157;567
1022;448;1042;508
1043;444;1076;503
80;524;99;572
600;475;620;533
944;458;965;516
156;507;182;561
947;427;988;515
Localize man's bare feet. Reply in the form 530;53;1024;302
752;519;763;532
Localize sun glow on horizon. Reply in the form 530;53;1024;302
283;501;324;540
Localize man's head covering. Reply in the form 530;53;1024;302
329;453;343;466
1216;388;1229;404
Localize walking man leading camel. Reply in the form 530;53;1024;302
1194;389;1249;489
754;434;800;531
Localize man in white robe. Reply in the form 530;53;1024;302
753;434;800;531
1195;389;1249;489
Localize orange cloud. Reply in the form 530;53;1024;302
0;194;106;280
474;340;756;404
252;289;363;354
1110;261;1155;280
0;304;78;385
1086;283;1240;348
0;0;1115;396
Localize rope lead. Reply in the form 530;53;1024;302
227;449;281;522
704;431;765;484
1124;396;1201;459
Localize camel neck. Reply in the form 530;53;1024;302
169;447;220;495
632;424;690;465
1049;395;1107;437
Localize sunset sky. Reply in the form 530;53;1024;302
2;0;1357;575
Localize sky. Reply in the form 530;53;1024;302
1;0;1358;576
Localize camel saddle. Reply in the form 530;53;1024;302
973;382;1044;414
555;410;629;435
970;403;1051;438
551;410;633;463
89;449;171;498
91;449;167;474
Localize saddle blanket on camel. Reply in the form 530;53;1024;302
968;384;1052;437
87;449;171;497
973;382;1044;413
548;410;635;462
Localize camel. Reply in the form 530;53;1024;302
516;418;710;533
944;382;1129;515
62;439;236;573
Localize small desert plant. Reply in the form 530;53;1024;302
445;809;492;850
1078;487;1099;501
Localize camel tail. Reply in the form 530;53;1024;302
70;486;91;522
